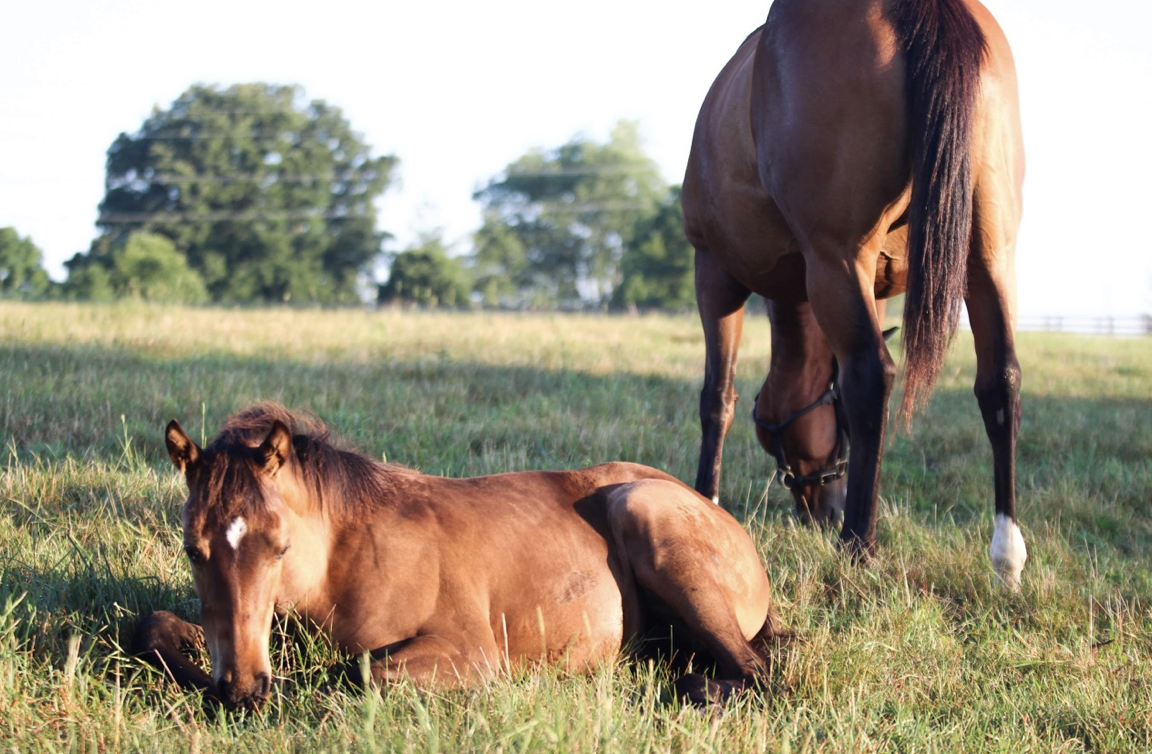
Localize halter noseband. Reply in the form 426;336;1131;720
751;372;849;490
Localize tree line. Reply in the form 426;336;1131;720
2;83;694;310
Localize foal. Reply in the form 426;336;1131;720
135;403;782;708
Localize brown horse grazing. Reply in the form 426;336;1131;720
682;0;1026;586
133;403;781;709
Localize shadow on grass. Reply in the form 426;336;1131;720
0;554;198;668
5;336;1150;528
1;341;699;476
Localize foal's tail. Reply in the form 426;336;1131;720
895;0;987;423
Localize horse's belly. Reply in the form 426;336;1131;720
874;225;909;299
733;247;810;303
702;215;910;303
495;563;628;672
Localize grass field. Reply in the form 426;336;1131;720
1;301;1150;753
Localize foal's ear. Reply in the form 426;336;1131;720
165;420;201;475
256;420;293;477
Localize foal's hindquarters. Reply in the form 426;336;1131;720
364;473;779;705
607;479;777;701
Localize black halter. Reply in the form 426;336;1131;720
751;370;849;490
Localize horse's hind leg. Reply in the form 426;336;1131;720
608;479;775;705
693;249;751;503
967;241;1026;587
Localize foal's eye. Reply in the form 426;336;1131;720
277;543;291;560
184;545;204;564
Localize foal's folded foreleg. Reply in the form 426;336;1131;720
132;610;217;699
342;631;500;691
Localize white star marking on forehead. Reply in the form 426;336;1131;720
226;517;248;551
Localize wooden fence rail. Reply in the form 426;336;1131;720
958;314;1152;336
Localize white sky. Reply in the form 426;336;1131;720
2;0;1150;316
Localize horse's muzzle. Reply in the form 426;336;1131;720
793;475;846;528
217;671;272;709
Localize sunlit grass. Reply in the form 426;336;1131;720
2;301;1150;752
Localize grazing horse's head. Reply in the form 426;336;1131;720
165;412;303;709
752;361;848;527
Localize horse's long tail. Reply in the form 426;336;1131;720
895;0;987;422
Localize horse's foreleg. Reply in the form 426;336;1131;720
693;249;751;503
834;341;896;557
132;610;218;699
966;264;1026;588
806;259;895;558
345;632;499;692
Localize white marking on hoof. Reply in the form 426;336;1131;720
226;516;248;551
990;513;1026;589
711;495;720;505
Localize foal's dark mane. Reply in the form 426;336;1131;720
203;402;408;522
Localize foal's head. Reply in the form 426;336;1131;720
165;413;304;709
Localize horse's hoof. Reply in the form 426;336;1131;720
673;674;745;708
990;514;1027;590
835;534;875;564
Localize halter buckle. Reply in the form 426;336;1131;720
775;458;847;490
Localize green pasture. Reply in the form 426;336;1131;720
1;301;1150;752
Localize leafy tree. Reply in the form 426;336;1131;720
111;231;208;303
472;120;666;308
612;187;696;311
471;217;532;308
62;263;114;302
87;83;396;303
378;233;472;308
0;227;52;298
64;231;208;303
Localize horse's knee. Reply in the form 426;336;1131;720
874;346;898;392
132;611;204;656
699;381;738;430
840;346;896;419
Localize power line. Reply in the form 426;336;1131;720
97;209;374;223
534;201;653;213
110;131;353;141
95;200;645;226
500;165;658;178
98;165;639;187
107;173;368;185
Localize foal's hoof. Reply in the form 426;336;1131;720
674;674;746;709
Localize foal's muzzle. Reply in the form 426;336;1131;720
217;670;272;709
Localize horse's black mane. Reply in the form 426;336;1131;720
201;402;408;521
